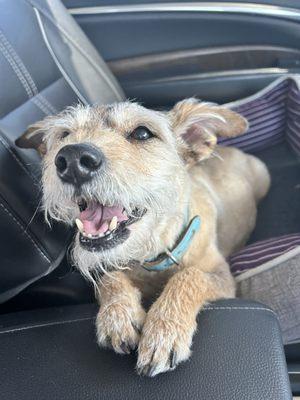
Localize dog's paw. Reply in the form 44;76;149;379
136;314;196;377
96;302;146;355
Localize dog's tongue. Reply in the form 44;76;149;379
79;202;128;235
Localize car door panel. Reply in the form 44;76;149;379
108;45;300;106
61;1;300;105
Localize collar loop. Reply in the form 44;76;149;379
142;215;201;272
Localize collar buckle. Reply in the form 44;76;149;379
142;215;201;272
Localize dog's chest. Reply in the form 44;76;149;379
127;266;179;300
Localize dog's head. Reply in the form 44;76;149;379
17;100;247;275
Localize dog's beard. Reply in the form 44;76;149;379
42;167;187;279
71;210;166;282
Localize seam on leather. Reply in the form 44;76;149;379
0;199;51;264
0;30;38;93
27;93;51;116
0;33;49;115
0;316;95;335
0;30;58;114
33;96;51;115
0;35;33;98
0;133;39;183
0;307;277;334
30;2;123;101
0;32;48;117
34;8;88;106
33;94;58;115
0;236;71;304
0;307;277;335
203;306;277;316
0;30;57;116
32;97;50;115
36;94;58;114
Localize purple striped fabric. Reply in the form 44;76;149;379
229;233;300;277
218;77;300;155
215;77;300;277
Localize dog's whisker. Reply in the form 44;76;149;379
211;150;224;161
24;197;43;232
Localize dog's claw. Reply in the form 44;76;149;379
137;349;178;377
169;349;177;370
146;366;158;378
138;361;172;377
129;340;138;352
137;365;149;376
137;364;155;377
137;315;194;377
96;303;146;356
119;342;131;354
104;336;113;349
132;322;141;335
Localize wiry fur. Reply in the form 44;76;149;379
18;99;270;377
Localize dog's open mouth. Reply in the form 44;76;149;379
75;200;145;251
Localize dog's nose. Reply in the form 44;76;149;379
55;143;104;186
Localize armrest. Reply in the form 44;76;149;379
0;299;292;400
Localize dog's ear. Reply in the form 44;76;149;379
16;122;47;156
169;98;248;165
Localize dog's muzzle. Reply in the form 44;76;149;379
55;143;104;187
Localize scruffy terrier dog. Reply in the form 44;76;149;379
17;99;270;377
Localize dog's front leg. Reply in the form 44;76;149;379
137;257;235;377
96;271;146;354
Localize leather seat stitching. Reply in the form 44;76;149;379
0;36;33;98
0;35;49;116
32;96;51;115
0;308;277;335
36;94;58;114
28;1;124;101
0;30;58;113
32;97;51;115
0;316;95;334
203;306;277;316
0;200;51;264
0;30;57;115
0;31;38;94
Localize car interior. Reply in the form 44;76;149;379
0;0;299;398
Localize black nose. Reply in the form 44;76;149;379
55;143;104;186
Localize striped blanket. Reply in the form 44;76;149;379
219;75;300;155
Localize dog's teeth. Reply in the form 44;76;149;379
109;216;118;231
105;230;111;236
99;232;104;238
88;233;92;238
75;218;84;232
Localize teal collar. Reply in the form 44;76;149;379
142;215;201;272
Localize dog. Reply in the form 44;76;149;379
17;99;270;377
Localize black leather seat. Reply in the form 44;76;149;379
0;0;124;302
0;299;293;400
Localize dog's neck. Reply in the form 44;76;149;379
142;211;201;272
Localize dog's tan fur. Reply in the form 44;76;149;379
18;99;270;377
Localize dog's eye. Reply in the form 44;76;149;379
61;130;70;139
128;126;154;141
